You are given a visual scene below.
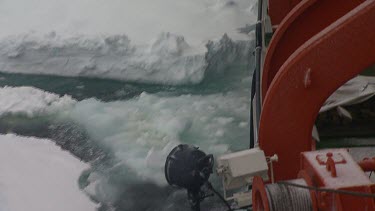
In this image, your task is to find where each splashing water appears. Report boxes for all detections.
[0,0,257,210]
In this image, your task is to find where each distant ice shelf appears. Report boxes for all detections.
[0,32,251,85]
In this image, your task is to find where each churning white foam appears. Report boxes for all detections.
[66,91,250,187]
[0,134,97,211]
[0,85,250,187]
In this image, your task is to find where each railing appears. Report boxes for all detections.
[250,0,267,148]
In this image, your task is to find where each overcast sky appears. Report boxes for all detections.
[0,0,255,45]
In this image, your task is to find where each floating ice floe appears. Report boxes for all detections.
[0,134,97,211]
[0,86,75,117]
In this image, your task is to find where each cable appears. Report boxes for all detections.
[233,204,253,211]
[278,181,375,198]
[206,182,233,211]
[266,179,312,211]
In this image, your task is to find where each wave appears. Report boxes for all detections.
[0,85,250,210]
[0,85,250,181]
[68,91,250,210]
[0,32,253,85]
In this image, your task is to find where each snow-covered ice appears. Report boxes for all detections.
[0,134,97,211]
[0,0,256,85]
[0,86,75,117]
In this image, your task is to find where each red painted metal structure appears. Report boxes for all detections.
[300,149,375,211]
[262,0,365,99]
[268,0,301,26]
[358,157,375,172]
[253,0,375,210]
[259,0,375,181]
[253,149,375,210]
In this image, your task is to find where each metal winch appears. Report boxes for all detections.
[253,177,312,211]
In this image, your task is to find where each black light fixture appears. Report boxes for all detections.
[165,144,214,211]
